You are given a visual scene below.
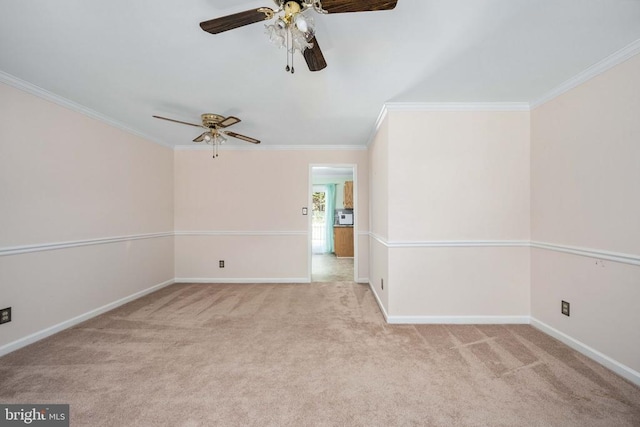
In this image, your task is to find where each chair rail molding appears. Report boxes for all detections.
[368,233,640,266]
[0,232,174,257]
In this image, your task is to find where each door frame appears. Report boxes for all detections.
[308,164,358,282]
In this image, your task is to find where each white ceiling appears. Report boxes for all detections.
[1,0,639,148]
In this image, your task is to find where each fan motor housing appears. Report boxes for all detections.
[201,113,225,128]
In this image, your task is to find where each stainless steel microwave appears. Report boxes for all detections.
[338,213,353,225]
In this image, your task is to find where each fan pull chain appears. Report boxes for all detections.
[285,30,291,72]
[291,45,295,74]
[211,136,218,159]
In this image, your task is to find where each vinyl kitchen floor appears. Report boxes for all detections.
[312,253,354,282]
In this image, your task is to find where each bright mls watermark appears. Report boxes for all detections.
[0,405,69,426]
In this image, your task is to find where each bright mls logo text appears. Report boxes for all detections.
[1,405,69,426]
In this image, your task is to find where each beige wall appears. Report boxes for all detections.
[374,109,531,320]
[368,115,390,312]
[369,116,390,241]
[531,54,640,373]
[0,87,173,246]
[0,83,174,353]
[389,111,530,242]
[174,149,369,282]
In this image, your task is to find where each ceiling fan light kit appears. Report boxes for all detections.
[265,8,317,73]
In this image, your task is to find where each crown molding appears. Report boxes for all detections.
[0,71,172,149]
[530,38,640,109]
[366,102,530,147]
[173,144,367,151]
[366,105,390,147]
[384,102,531,112]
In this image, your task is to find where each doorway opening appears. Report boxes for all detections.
[309,165,356,282]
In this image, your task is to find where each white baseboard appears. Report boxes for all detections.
[174,277,311,284]
[365,282,529,325]
[387,315,531,324]
[0,278,175,358]
[367,281,389,321]
[530,317,640,387]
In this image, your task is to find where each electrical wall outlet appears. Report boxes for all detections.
[219,260,225,268]
[0,307,11,324]
[561,300,570,317]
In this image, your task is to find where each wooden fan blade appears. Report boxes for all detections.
[153,115,203,128]
[200,8,274,34]
[219,116,241,128]
[320,0,398,13]
[223,131,261,144]
[193,132,209,143]
[303,36,327,72]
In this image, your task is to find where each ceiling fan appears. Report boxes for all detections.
[199,0,399,73]
[152,113,260,158]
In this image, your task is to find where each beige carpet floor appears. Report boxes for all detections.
[1,282,639,426]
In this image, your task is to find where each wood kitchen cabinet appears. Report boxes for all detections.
[334,226,354,257]
[344,181,353,209]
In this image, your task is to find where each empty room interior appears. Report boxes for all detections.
[1,1,639,425]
